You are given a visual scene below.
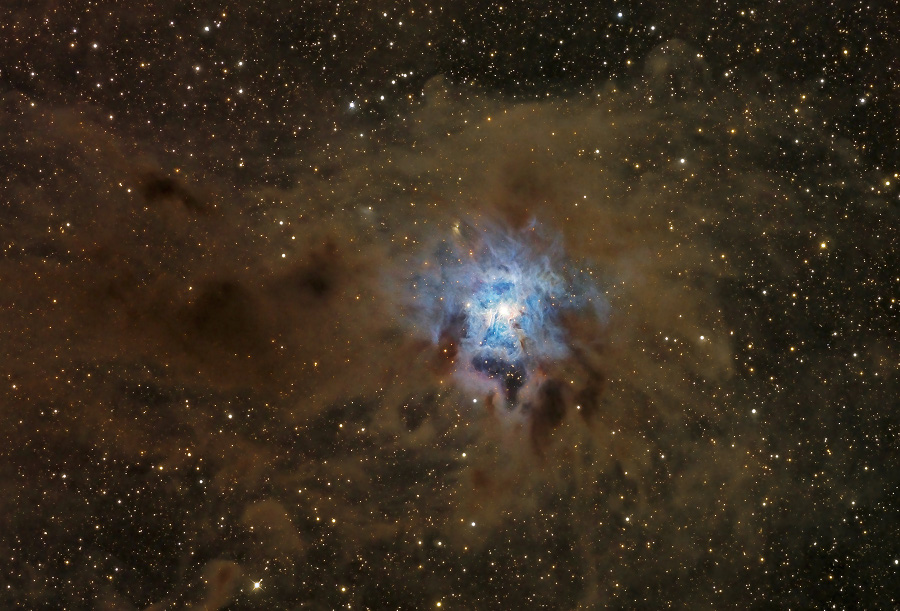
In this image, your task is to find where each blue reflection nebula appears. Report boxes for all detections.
[410,219,607,406]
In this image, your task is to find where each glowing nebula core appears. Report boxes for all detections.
[410,219,607,407]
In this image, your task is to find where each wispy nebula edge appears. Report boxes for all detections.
[403,217,608,415]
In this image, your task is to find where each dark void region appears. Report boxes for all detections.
[472,356,526,404]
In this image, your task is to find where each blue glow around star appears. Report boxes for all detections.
[409,219,607,406]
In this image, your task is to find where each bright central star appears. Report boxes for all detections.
[407,218,608,408]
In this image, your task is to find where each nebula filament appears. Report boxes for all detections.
[410,219,607,408]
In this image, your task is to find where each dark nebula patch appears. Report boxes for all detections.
[140,173,206,213]
[471,355,526,404]
[2,6,898,609]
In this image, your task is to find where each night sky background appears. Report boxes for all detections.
[2,1,899,609]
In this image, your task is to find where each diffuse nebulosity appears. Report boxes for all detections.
[3,24,896,606]
[406,218,608,412]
